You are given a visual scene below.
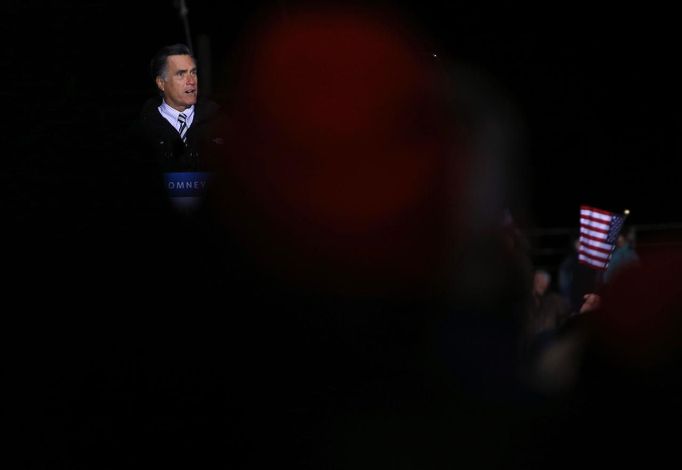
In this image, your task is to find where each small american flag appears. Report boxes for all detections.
[578,205,627,270]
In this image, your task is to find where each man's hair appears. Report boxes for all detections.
[150,44,194,82]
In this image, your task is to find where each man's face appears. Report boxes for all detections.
[156,54,198,111]
[533,272,550,296]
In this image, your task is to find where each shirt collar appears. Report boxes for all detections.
[159,100,195,122]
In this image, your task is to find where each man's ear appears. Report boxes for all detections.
[155,76,165,93]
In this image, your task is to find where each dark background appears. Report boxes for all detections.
[7,1,679,229]
[5,2,681,468]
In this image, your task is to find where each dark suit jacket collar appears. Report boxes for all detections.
[140,96,219,125]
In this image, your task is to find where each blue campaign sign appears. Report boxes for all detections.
[164,172,212,198]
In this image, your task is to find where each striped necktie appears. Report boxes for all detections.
[178,113,188,143]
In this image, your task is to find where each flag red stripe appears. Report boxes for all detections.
[579,247,611,260]
[578,253,608,270]
[580,218,611,231]
[579,236,613,251]
[580,241,613,255]
[581,212,613,224]
[580,232,611,244]
[580,205,614,217]
[580,227,609,240]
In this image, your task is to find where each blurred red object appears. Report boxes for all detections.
[596,244,682,368]
[210,7,468,294]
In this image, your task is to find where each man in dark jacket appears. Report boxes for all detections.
[129,43,225,215]
[133,43,223,172]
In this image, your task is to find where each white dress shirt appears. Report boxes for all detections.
[158,100,195,135]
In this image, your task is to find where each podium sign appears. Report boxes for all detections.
[164,172,212,212]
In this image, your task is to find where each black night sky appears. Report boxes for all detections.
[6,2,681,468]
